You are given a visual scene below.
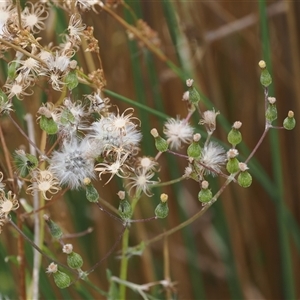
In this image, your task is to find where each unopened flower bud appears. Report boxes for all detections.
[227,125,242,146]
[118,198,132,220]
[117,190,126,200]
[238,171,252,188]
[85,182,99,202]
[283,111,296,130]
[155,194,169,218]
[198,186,213,203]
[226,157,240,174]
[53,270,71,289]
[151,129,168,152]
[187,139,201,158]
[237,163,252,188]
[258,60,266,69]
[260,63,272,87]
[188,86,201,105]
[265,103,277,123]
[67,251,83,269]
[83,177,91,185]
[160,193,168,202]
[44,215,63,239]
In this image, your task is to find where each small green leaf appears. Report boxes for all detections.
[40,115,58,134]
[65,71,79,91]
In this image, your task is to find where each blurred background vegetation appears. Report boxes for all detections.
[1,0,300,299]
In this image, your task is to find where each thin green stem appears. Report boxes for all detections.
[119,191,141,299]
[152,176,185,188]
[258,1,295,298]
[144,176,232,248]
[8,218,76,274]
[119,227,130,299]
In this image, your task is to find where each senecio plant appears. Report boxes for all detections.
[0,1,296,299]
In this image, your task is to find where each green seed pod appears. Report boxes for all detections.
[283,112,296,130]
[65,70,79,91]
[226,157,240,174]
[39,115,59,135]
[53,271,71,289]
[85,183,99,202]
[188,86,201,105]
[187,142,201,158]
[198,188,213,203]
[45,217,63,239]
[155,201,169,219]
[118,199,132,220]
[238,171,252,188]
[227,128,242,146]
[260,68,272,87]
[265,104,277,123]
[67,252,83,269]
[154,136,168,152]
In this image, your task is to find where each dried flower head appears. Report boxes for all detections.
[0,191,19,219]
[163,118,193,150]
[87,110,142,156]
[26,169,61,200]
[68,13,86,44]
[136,156,159,173]
[95,153,130,184]
[197,142,226,176]
[199,109,220,133]
[21,2,49,34]
[125,169,159,197]
[49,138,95,190]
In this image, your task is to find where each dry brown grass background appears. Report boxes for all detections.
[1,1,300,299]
